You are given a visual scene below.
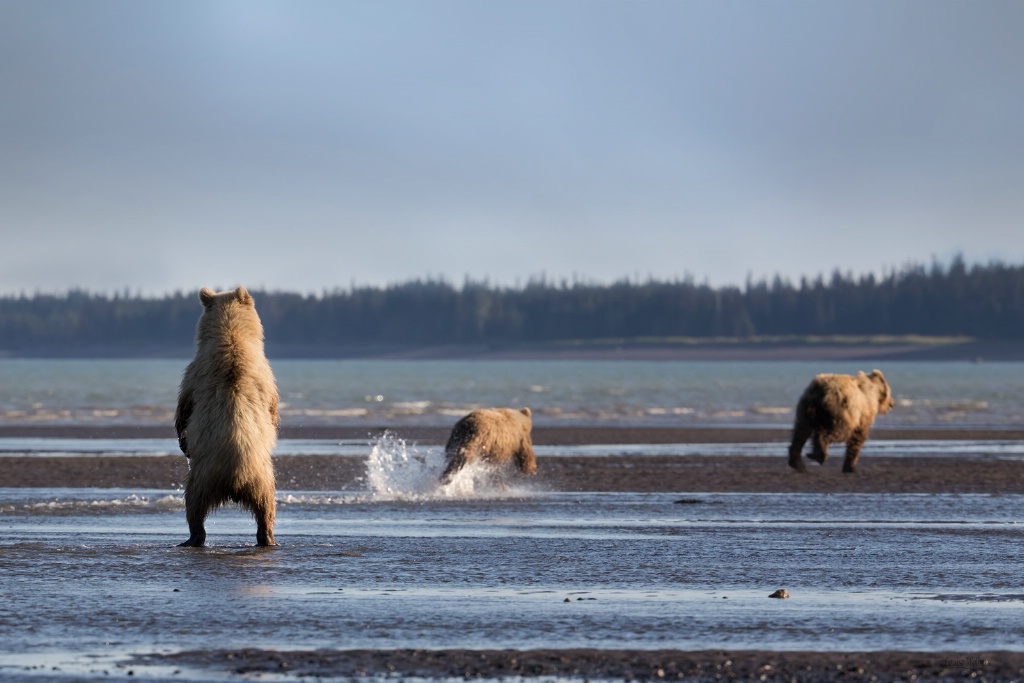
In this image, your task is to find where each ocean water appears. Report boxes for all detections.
[1,360,1023,680]
[0,358,1022,428]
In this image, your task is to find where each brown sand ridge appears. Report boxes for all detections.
[133,647,1024,682]
[1,424,1022,493]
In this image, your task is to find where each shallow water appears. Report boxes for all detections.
[1,436,1022,682]
[3,489,1022,654]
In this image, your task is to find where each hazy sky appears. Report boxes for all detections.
[2,0,1022,295]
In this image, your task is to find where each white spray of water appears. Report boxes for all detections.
[365,430,535,501]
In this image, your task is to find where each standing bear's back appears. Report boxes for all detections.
[175,286,279,546]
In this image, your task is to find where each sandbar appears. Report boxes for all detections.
[1,425,1022,494]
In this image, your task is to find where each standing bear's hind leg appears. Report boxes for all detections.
[180,485,210,547]
[238,486,277,547]
[254,494,276,547]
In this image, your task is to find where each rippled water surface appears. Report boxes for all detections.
[2,358,1023,428]
[4,487,1022,653]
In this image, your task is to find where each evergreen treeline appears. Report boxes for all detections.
[1,257,1022,357]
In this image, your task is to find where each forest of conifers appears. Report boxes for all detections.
[1,258,1022,357]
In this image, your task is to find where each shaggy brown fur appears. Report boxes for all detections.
[789,369,894,474]
[441,407,537,484]
[174,287,280,547]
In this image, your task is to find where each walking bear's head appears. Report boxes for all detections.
[868,369,895,415]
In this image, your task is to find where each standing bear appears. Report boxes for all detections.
[441,407,537,484]
[175,287,280,547]
[788,369,894,474]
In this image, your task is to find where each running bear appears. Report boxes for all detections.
[788,370,894,474]
[175,287,280,546]
[441,407,537,483]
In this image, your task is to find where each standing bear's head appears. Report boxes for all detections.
[194,286,266,348]
[867,369,895,415]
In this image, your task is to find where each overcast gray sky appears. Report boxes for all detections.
[1,0,1021,295]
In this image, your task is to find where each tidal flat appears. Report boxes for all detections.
[1,426,1022,682]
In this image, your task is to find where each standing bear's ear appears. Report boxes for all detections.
[520,407,532,418]
[199,288,216,308]
[235,287,253,306]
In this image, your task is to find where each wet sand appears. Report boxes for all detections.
[5,451,1024,494]
[2,425,1023,494]
[5,424,1024,681]
[133,647,1024,682]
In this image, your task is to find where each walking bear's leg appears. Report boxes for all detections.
[788,424,811,472]
[808,433,829,464]
[843,430,867,474]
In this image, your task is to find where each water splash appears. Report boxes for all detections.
[365,431,535,501]
[364,430,441,499]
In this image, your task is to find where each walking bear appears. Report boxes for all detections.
[441,407,537,484]
[175,287,280,546]
[788,369,894,474]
